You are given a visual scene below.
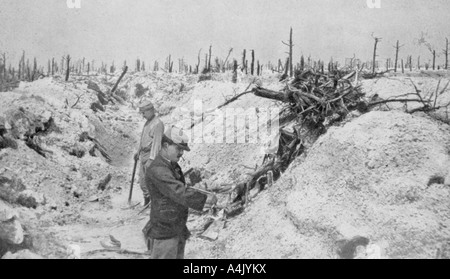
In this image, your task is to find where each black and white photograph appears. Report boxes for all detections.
[0,0,450,261]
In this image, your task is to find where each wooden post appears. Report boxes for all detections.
[401,59,404,73]
[257,60,260,76]
[417,56,420,70]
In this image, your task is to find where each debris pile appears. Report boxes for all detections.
[218,70,366,216]
[254,69,365,129]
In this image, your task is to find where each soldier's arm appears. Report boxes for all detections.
[148,166,207,211]
[149,121,164,161]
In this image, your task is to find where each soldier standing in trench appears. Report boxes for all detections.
[142,126,217,259]
[135,100,164,206]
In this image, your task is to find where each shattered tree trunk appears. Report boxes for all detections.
[242,50,246,72]
[196,49,201,74]
[251,50,255,75]
[253,87,291,102]
[432,50,436,70]
[222,48,233,73]
[232,59,238,83]
[65,55,71,82]
[394,40,400,72]
[372,37,381,74]
[282,58,289,79]
[445,38,449,70]
[282,28,294,77]
[111,66,128,93]
[208,45,212,72]
[409,56,413,71]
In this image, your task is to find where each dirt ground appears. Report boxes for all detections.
[1,70,450,259]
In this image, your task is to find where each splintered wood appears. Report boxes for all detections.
[253,69,365,128]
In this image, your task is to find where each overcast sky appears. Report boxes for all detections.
[1,0,449,68]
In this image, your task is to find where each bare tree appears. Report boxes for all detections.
[393,40,404,72]
[282,27,294,77]
[65,55,71,81]
[242,49,247,72]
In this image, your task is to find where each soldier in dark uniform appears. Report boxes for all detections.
[142,126,217,259]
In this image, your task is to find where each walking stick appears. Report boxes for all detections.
[128,157,139,205]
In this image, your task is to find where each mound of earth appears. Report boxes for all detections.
[207,110,450,259]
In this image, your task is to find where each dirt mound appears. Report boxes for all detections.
[211,110,450,259]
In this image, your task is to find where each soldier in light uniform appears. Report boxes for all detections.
[135,100,164,206]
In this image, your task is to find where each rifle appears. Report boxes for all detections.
[128,157,139,204]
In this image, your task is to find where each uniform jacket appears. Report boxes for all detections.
[144,153,207,240]
[138,116,164,164]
